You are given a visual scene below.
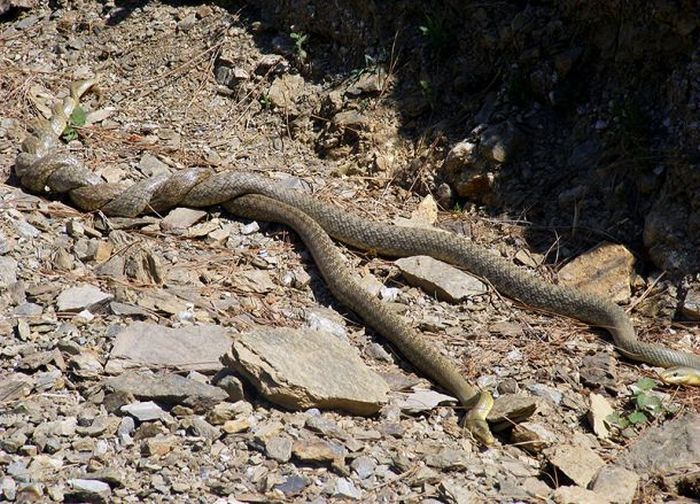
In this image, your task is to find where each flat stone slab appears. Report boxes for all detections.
[104,371,227,412]
[547,442,605,487]
[230,327,388,415]
[558,242,634,303]
[617,412,699,476]
[56,285,113,312]
[106,322,233,373]
[395,255,487,303]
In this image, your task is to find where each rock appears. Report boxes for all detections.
[138,153,170,177]
[55,285,113,312]
[487,394,538,431]
[552,485,601,504]
[591,465,639,504]
[350,456,376,479]
[346,69,386,96]
[106,322,232,373]
[580,352,617,390]
[527,383,562,405]
[207,400,251,425]
[548,443,606,487]
[267,74,304,110]
[587,393,614,439]
[558,243,635,303]
[333,477,361,500]
[230,327,388,415]
[478,121,523,163]
[397,389,457,414]
[105,372,227,412]
[439,479,477,504]
[274,474,309,496]
[304,309,347,340]
[266,435,293,462]
[425,448,471,470]
[395,255,487,303]
[292,439,346,469]
[511,422,557,453]
[617,413,699,476]
[0,256,17,288]
[142,435,177,457]
[120,401,167,422]
[332,110,369,130]
[66,479,112,503]
[397,194,438,228]
[681,289,700,319]
[161,208,207,231]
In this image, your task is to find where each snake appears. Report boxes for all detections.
[13,80,700,443]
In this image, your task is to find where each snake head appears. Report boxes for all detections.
[659,367,700,386]
[464,418,495,446]
[463,391,496,446]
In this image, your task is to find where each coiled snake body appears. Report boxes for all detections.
[14,80,700,444]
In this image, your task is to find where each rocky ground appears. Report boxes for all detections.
[0,1,699,503]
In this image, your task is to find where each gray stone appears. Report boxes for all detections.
[511,421,557,453]
[397,389,457,414]
[439,478,477,504]
[105,371,227,412]
[333,477,361,500]
[138,153,170,177]
[56,285,113,312]
[552,486,600,504]
[120,401,166,422]
[304,308,347,340]
[527,383,562,405]
[487,394,538,431]
[395,255,487,302]
[230,327,388,415]
[266,435,293,462]
[548,443,605,487]
[682,289,700,319]
[106,322,233,373]
[161,208,207,231]
[351,456,376,479]
[66,479,112,503]
[0,256,17,288]
[617,412,699,476]
[591,465,639,504]
[274,474,308,495]
[425,448,471,470]
[267,74,304,110]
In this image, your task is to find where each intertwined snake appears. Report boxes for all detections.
[14,80,700,444]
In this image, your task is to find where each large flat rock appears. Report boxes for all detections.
[230,328,388,415]
[617,412,699,476]
[106,322,233,373]
[395,255,487,303]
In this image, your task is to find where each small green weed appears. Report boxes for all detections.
[61,105,87,142]
[419,14,453,57]
[606,378,677,429]
[419,79,436,110]
[290,30,308,62]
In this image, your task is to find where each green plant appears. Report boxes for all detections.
[259,94,272,109]
[419,78,436,110]
[606,378,676,429]
[419,14,453,57]
[61,105,87,141]
[290,30,308,62]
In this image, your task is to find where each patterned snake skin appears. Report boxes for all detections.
[14,80,700,439]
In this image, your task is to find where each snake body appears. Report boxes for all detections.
[13,81,700,442]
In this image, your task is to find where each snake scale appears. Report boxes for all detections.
[14,80,700,444]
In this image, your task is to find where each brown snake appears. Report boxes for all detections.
[14,80,700,443]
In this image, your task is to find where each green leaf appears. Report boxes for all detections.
[62,127,78,142]
[605,413,629,428]
[627,411,648,425]
[636,393,663,416]
[69,105,87,127]
[634,377,657,391]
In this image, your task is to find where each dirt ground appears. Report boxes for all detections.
[0,1,698,503]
